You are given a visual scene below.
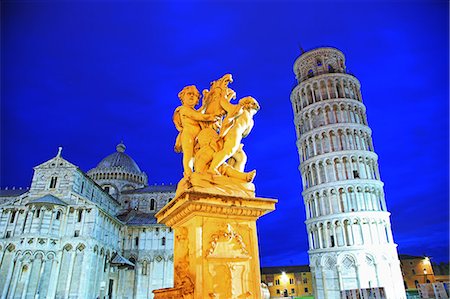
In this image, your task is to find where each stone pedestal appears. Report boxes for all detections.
[153,191,277,299]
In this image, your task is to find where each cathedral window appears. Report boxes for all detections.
[275,279,280,285]
[155,227,159,234]
[10,211,16,223]
[150,199,156,210]
[104,186,110,193]
[78,210,83,222]
[304,287,309,293]
[135,237,139,247]
[81,181,84,193]
[142,261,148,275]
[5,231,11,238]
[353,170,360,179]
[162,237,166,246]
[308,70,314,78]
[74,230,80,237]
[35,209,40,218]
[289,278,294,284]
[56,211,61,220]
[49,176,58,189]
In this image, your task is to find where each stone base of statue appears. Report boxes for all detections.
[152,191,277,299]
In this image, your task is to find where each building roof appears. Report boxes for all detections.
[111,253,135,267]
[399,254,428,260]
[94,142,142,173]
[117,209,158,225]
[261,265,310,275]
[121,185,176,194]
[27,194,67,206]
[0,189,28,197]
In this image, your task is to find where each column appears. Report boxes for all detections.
[311,86,316,103]
[162,258,167,286]
[313,197,320,218]
[323,224,329,248]
[331,223,337,247]
[38,208,45,233]
[336,265,344,290]
[62,208,71,236]
[78,249,92,297]
[1,257,16,299]
[20,208,30,234]
[326,81,331,99]
[308,229,313,250]
[2,211,11,238]
[21,259,33,299]
[341,222,348,246]
[321,269,328,299]
[35,256,47,298]
[11,210,20,236]
[318,226,323,249]
[9,259,23,298]
[48,209,55,236]
[355,263,361,289]
[64,250,76,299]
[367,221,374,244]
[47,252,62,298]
[339,80,345,98]
[91,251,100,296]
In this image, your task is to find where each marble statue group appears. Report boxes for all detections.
[173,74,260,197]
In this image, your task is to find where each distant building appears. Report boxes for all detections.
[261,265,313,298]
[0,143,175,299]
[399,254,440,290]
[290,47,406,298]
[433,261,450,283]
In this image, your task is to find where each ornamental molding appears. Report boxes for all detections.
[294,98,366,120]
[299,148,378,167]
[297,122,371,144]
[291,73,360,95]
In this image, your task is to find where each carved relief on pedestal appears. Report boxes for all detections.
[205,224,253,299]
[206,224,249,258]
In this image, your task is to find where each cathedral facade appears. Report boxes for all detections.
[0,143,175,299]
[290,47,406,298]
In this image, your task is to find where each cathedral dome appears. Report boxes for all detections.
[96,142,142,173]
[87,142,148,194]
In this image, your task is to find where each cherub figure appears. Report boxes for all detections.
[208,96,260,175]
[194,128,255,182]
[173,85,218,177]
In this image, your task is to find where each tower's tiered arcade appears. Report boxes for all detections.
[290,47,406,298]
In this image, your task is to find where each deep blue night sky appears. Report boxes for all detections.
[1,0,448,267]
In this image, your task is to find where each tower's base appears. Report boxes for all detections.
[153,191,277,299]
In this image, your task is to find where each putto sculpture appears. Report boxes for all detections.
[173,74,259,198]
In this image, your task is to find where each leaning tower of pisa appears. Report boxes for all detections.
[290,47,406,299]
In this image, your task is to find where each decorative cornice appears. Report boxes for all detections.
[155,191,277,227]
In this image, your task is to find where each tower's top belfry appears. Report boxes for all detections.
[293,47,346,83]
